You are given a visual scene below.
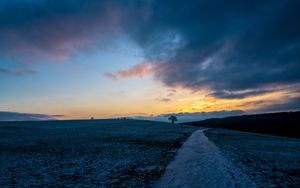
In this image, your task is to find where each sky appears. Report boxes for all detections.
[0,0,300,121]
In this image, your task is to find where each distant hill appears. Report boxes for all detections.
[183,111,300,138]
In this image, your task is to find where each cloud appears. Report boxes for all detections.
[103,0,300,100]
[1,0,300,100]
[105,63,153,80]
[155,97,171,102]
[0,0,148,64]
[125,0,300,98]
[160,98,171,102]
[210,88,280,99]
[0,68,37,76]
[0,111,63,121]
[253,96,300,113]
[134,110,244,123]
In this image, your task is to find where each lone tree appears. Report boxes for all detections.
[168,115,178,124]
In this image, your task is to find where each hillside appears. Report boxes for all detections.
[183,111,300,138]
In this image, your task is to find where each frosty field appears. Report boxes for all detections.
[205,129,300,187]
[0,119,198,187]
[1,119,300,188]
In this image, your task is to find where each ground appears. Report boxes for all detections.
[1,120,300,187]
[0,119,198,187]
[204,129,300,188]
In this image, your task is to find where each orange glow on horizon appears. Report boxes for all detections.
[55,85,300,120]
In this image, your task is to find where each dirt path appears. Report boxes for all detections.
[154,130,256,188]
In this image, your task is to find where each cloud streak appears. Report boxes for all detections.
[105,63,153,80]
[0,68,37,76]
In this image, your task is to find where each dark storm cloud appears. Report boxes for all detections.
[0,111,63,121]
[126,0,300,97]
[1,0,300,97]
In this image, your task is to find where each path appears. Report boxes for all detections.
[154,129,256,188]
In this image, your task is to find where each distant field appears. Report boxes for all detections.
[184,111,300,138]
[0,119,199,187]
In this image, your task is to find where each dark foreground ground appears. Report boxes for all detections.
[0,119,198,187]
[205,129,300,187]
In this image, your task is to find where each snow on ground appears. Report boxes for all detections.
[205,129,300,188]
[154,129,256,188]
[0,119,199,187]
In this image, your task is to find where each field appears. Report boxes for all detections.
[0,119,198,187]
[1,119,300,188]
[205,129,300,187]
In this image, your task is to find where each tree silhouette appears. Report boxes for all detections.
[168,115,178,124]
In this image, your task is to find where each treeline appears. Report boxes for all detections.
[183,111,300,138]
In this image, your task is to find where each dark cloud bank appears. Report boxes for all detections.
[0,111,63,121]
[128,0,300,95]
[1,1,300,103]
